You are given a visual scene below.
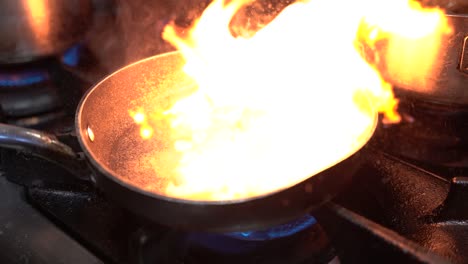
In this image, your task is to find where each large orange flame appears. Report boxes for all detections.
[130,0,451,201]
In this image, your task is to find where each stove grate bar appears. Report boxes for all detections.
[326,202,452,264]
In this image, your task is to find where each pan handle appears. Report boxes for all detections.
[0,123,89,180]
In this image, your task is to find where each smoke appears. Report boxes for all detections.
[84,0,190,75]
[83,0,307,74]
[113,0,176,64]
[90,0,466,77]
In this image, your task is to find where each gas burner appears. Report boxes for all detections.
[0,69,49,87]
[0,45,99,129]
[179,214,336,264]
[226,214,317,241]
[184,222,335,264]
[0,63,63,128]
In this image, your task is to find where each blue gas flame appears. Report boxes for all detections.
[227,215,317,241]
[188,215,317,254]
[62,45,81,67]
[0,71,49,87]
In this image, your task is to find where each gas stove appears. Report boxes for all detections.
[1,76,467,264]
[0,1,468,264]
[1,115,464,264]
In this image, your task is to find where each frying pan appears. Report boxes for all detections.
[0,51,377,232]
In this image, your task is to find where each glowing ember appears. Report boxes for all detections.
[129,0,451,201]
[130,110,155,139]
[132,112,146,124]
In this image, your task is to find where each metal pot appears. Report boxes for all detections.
[0,0,92,64]
[384,14,468,105]
[0,52,377,232]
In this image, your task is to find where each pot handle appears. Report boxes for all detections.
[0,123,89,180]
